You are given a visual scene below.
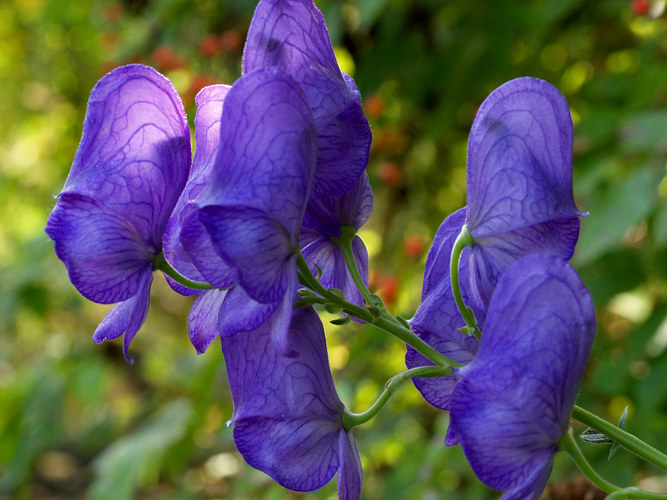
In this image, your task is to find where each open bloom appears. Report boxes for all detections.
[223,307,362,499]
[464,77,585,307]
[45,64,190,361]
[244,0,372,197]
[447,254,595,499]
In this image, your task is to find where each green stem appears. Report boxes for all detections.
[153,251,215,290]
[450,225,481,339]
[560,429,667,499]
[559,428,620,493]
[572,405,667,471]
[296,253,458,369]
[335,225,377,307]
[342,365,449,429]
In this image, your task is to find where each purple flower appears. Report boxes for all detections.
[405,208,483,409]
[300,173,374,305]
[447,254,595,499]
[464,77,585,307]
[244,0,372,197]
[223,307,362,499]
[183,66,317,355]
[45,64,190,361]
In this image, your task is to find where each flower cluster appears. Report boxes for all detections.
[47,1,601,499]
[406,78,596,498]
[47,0,369,497]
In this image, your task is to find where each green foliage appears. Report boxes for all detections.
[1,0,666,498]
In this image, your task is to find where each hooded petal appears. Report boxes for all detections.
[45,193,155,304]
[92,268,154,362]
[61,64,190,246]
[244,0,371,196]
[449,254,595,496]
[466,77,583,240]
[197,66,317,237]
[223,307,349,492]
[163,84,233,294]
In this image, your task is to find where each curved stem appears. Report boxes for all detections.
[153,251,215,290]
[559,428,619,493]
[335,225,377,307]
[450,225,481,339]
[296,253,458,369]
[342,365,449,430]
[572,405,667,471]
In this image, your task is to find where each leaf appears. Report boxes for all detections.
[86,399,193,500]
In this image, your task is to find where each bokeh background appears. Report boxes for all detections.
[1,0,666,498]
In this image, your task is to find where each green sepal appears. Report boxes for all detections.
[330,315,352,326]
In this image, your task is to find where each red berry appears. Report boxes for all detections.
[632,0,651,16]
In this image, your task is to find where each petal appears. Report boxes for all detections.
[45,193,155,304]
[217,285,279,337]
[466,216,581,306]
[92,268,153,363]
[337,429,363,500]
[223,306,343,422]
[63,64,190,245]
[188,289,229,354]
[198,206,295,304]
[449,379,556,492]
[232,415,341,491]
[244,0,370,196]
[163,84,232,291]
[459,254,596,437]
[222,307,345,490]
[466,77,584,240]
[198,67,316,237]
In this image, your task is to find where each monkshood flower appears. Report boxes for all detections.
[405,208,483,409]
[244,0,372,197]
[463,77,586,308]
[182,66,317,355]
[300,172,373,306]
[45,64,190,361]
[448,254,595,499]
[223,306,362,499]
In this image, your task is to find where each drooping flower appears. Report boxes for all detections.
[300,172,374,306]
[244,0,372,197]
[464,77,585,307]
[448,254,595,499]
[223,306,362,499]
[182,66,317,355]
[45,64,191,361]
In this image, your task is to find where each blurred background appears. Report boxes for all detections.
[1,0,666,498]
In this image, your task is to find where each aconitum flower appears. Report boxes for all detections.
[45,64,190,361]
[223,307,362,499]
[464,77,585,307]
[448,254,595,499]
[405,208,482,409]
[300,172,374,305]
[183,66,317,355]
[244,0,372,197]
